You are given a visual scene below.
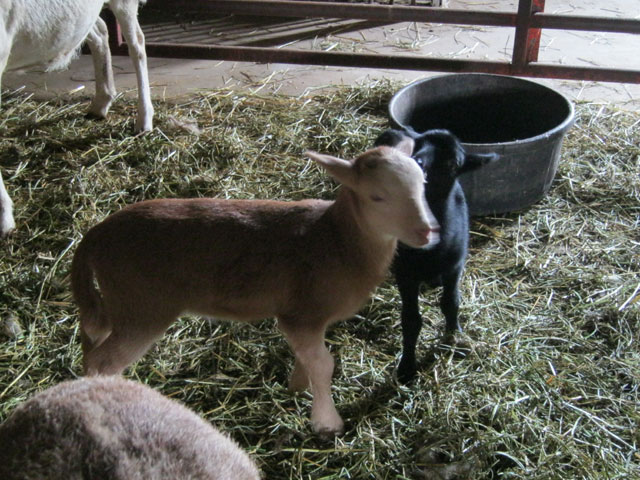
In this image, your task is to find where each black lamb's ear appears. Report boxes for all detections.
[458,152,499,176]
[373,129,415,156]
[374,129,409,148]
[402,126,421,139]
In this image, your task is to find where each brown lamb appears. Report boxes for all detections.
[72,145,440,435]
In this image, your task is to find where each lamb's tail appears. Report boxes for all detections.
[71,238,110,356]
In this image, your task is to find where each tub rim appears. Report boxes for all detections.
[388,73,575,148]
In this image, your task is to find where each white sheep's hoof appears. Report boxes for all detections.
[86,94,114,120]
[86,105,109,120]
[1,209,16,237]
[134,110,154,134]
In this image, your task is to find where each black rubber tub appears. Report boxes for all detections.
[389,73,575,215]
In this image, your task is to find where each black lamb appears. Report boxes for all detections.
[375,128,498,383]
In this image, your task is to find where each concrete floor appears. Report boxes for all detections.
[3,0,639,110]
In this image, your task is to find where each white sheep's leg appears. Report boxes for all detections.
[0,170,16,237]
[0,50,5,110]
[280,323,344,436]
[0,23,9,109]
[85,17,117,119]
[0,34,14,236]
[109,0,153,132]
[289,358,310,392]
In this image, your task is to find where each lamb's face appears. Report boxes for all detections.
[353,146,440,248]
[414,131,466,180]
[306,147,440,248]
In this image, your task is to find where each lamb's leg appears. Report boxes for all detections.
[108,0,153,132]
[279,322,343,436]
[85,17,116,120]
[396,276,422,384]
[83,328,152,375]
[0,23,8,110]
[441,269,462,333]
[0,170,16,237]
[80,308,112,357]
[83,308,176,375]
[0,37,15,236]
[289,358,310,392]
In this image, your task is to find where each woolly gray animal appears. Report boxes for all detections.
[0,376,260,480]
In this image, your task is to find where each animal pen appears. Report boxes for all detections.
[104,0,640,84]
[1,1,639,479]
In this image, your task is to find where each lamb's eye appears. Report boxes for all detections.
[370,194,385,202]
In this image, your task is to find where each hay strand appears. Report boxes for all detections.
[0,82,638,478]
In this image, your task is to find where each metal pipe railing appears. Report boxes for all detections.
[108,0,640,84]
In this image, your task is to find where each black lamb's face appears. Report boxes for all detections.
[373,128,497,181]
[417,130,499,179]
[415,131,466,179]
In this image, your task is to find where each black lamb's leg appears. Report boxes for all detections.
[396,276,422,384]
[440,268,462,333]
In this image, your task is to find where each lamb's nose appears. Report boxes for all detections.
[415,226,441,246]
[417,226,440,237]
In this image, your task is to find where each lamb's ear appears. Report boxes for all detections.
[458,152,499,176]
[393,135,415,157]
[306,151,357,188]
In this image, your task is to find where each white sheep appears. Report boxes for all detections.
[71,145,440,436]
[0,0,154,237]
[0,170,14,235]
[0,376,261,480]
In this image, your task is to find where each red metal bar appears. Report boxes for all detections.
[149,0,640,34]
[513,0,533,69]
[140,42,640,84]
[165,0,518,27]
[143,42,510,73]
[532,13,640,34]
[525,0,544,63]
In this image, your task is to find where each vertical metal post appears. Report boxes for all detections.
[512,0,545,72]
[526,0,545,62]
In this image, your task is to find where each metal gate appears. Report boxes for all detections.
[107,0,640,84]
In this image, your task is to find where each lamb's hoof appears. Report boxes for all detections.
[134,117,154,134]
[312,417,344,439]
[85,111,107,121]
[1,216,16,238]
[85,103,109,120]
[440,330,472,358]
[0,227,15,238]
[396,360,418,385]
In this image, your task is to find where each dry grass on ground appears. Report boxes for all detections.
[0,82,638,479]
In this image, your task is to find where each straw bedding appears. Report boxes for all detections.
[0,82,638,479]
